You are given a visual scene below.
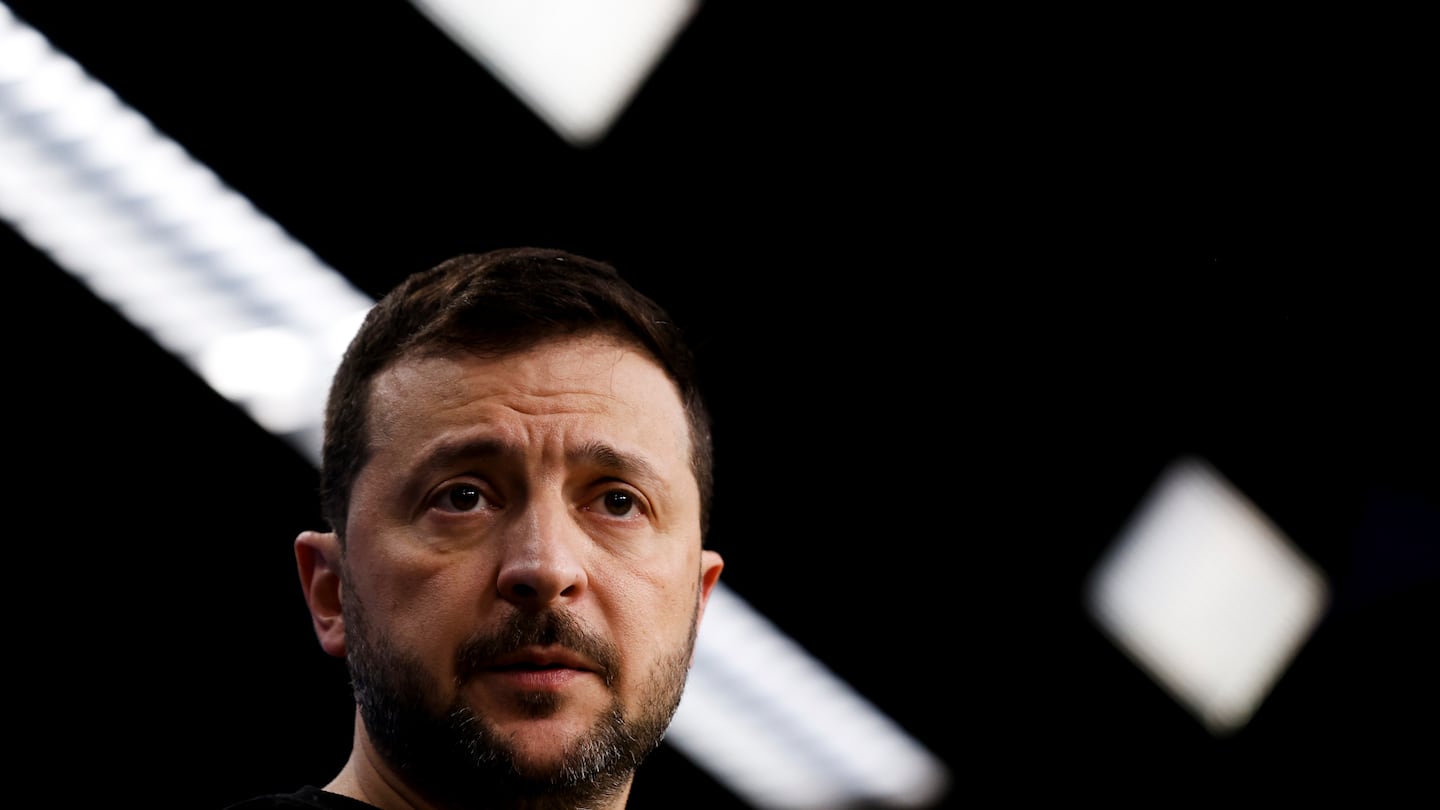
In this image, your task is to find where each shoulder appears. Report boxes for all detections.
[221,785,378,810]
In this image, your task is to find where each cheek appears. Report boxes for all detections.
[350,544,490,661]
[604,561,701,650]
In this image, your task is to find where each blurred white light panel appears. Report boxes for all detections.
[1084,455,1331,736]
[0,4,374,461]
[0,6,951,807]
[406,0,698,148]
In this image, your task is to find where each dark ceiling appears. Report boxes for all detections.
[5,3,1435,808]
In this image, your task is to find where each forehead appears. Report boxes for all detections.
[364,333,692,470]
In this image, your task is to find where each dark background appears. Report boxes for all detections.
[6,3,1435,807]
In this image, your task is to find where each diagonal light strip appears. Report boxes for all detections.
[0,6,951,808]
[0,5,373,463]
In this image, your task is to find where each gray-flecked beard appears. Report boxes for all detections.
[342,587,699,810]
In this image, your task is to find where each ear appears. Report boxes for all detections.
[695,549,724,628]
[295,530,347,658]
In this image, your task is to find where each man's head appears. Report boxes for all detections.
[293,248,724,809]
[318,247,715,545]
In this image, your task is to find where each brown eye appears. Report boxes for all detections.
[445,483,483,512]
[602,490,636,516]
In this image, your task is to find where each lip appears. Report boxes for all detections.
[476,646,598,691]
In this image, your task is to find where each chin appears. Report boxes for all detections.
[493,714,606,763]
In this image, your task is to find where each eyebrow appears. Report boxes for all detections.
[572,440,663,485]
[418,436,662,485]
[420,436,508,475]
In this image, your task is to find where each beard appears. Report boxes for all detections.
[341,587,700,810]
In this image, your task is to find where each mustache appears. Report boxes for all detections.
[454,610,620,687]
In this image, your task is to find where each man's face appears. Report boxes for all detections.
[338,333,723,806]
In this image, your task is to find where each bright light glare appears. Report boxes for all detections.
[1085,456,1331,736]
[199,327,315,432]
[406,0,699,147]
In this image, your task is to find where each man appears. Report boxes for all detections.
[226,247,725,810]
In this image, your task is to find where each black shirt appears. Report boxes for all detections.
[223,785,377,810]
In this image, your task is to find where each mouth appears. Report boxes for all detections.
[485,646,596,672]
[474,646,599,691]
[491,661,579,673]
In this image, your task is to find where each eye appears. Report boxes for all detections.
[593,488,643,518]
[431,481,489,513]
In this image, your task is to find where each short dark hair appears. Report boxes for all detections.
[319,247,713,545]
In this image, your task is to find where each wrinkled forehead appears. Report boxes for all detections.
[365,333,692,462]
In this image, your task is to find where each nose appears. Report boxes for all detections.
[495,496,588,609]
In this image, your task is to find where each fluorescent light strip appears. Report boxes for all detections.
[0,6,951,807]
[675,585,952,808]
[0,5,373,461]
